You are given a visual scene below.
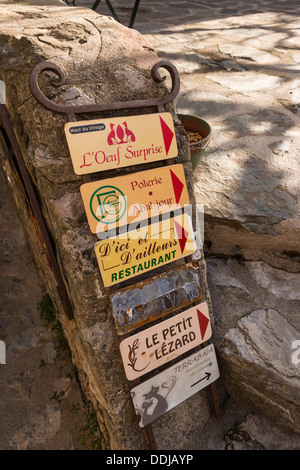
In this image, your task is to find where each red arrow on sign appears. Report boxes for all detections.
[159,116,174,156]
[174,220,189,254]
[196,308,210,340]
[170,169,184,204]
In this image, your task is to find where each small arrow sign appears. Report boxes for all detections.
[191,371,211,387]
[174,220,189,254]
[119,302,212,379]
[95,213,196,287]
[170,169,184,204]
[197,308,210,340]
[160,115,174,155]
[80,164,189,234]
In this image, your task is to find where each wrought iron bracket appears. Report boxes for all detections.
[29,59,180,121]
[29,59,180,190]
[27,58,181,295]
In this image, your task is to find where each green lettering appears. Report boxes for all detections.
[125,268,131,277]
[137,263,143,273]
[131,265,137,274]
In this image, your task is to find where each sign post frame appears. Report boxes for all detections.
[28,58,183,450]
[28,58,220,448]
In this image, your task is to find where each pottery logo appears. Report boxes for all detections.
[90,185,127,225]
[107,121,136,146]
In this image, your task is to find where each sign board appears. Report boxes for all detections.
[94,213,196,287]
[80,164,189,234]
[120,302,211,380]
[110,264,202,335]
[64,112,178,175]
[131,343,219,427]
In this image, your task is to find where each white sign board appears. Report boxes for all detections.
[130,343,219,427]
[120,302,212,380]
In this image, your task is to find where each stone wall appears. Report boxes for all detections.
[3,0,299,448]
[0,1,215,450]
[187,15,300,432]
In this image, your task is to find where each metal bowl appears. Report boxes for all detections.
[177,114,211,170]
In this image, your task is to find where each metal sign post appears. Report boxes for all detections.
[27,58,221,448]
[0,104,74,320]
[91,0,141,29]
[28,59,182,450]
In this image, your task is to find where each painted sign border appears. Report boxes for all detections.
[94,213,196,287]
[64,112,178,175]
[79,164,190,234]
[120,302,212,380]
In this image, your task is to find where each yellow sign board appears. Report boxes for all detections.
[64,112,178,175]
[80,164,190,234]
[94,214,196,287]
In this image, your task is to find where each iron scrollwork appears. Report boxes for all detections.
[29,59,180,121]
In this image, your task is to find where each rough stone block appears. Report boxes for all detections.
[220,308,300,433]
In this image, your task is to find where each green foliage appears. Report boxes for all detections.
[37,293,55,324]
[39,359,46,368]
[50,389,67,403]
[37,293,70,361]
[71,395,103,450]
[38,293,102,450]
